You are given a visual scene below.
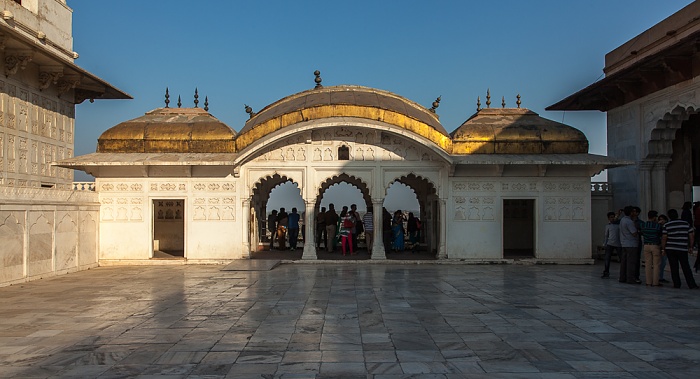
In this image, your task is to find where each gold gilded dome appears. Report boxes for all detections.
[235,85,451,152]
[450,108,588,154]
[98,107,236,153]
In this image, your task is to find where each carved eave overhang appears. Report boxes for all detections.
[547,30,700,112]
[451,154,633,177]
[0,22,130,103]
[53,152,239,177]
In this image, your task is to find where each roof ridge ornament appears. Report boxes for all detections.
[194,88,199,108]
[477,96,481,111]
[486,89,491,108]
[429,96,441,113]
[314,70,323,89]
[164,87,170,108]
[516,94,521,108]
[502,96,506,108]
[177,95,182,108]
[245,104,255,119]
[204,96,209,111]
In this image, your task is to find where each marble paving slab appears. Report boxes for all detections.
[221,259,280,271]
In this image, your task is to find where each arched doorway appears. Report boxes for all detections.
[314,173,372,259]
[250,174,303,253]
[385,173,438,258]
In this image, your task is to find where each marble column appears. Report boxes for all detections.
[639,160,653,214]
[437,198,447,259]
[302,199,317,260]
[242,198,251,259]
[371,199,386,260]
[651,160,670,213]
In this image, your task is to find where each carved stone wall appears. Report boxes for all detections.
[447,177,591,260]
[0,78,74,189]
[0,187,99,287]
[252,130,436,163]
[451,180,587,223]
[96,178,241,261]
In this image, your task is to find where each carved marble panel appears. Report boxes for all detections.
[192,197,236,221]
[453,196,495,222]
[27,212,53,277]
[149,182,186,191]
[193,182,236,192]
[100,197,143,222]
[55,213,78,271]
[544,196,585,222]
[79,213,97,266]
[0,212,24,282]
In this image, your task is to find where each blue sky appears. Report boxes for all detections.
[68,0,693,210]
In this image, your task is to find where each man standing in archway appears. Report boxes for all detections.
[267,210,278,250]
[287,208,300,251]
[324,204,339,252]
[316,207,326,249]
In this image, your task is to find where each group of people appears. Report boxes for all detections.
[602,202,699,289]
[387,210,422,253]
[266,207,303,251]
[314,204,422,256]
[314,203,365,256]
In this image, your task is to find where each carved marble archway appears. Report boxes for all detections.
[314,172,371,213]
[644,104,699,211]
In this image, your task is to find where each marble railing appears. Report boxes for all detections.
[591,182,610,194]
[73,182,96,191]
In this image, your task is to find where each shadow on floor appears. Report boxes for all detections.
[251,246,437,260]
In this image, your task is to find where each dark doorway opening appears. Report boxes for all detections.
[503,199,535,258]
[153,199,185,258]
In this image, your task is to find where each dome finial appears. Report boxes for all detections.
[486,89,491,108]
[429,96,441,113]
[177,95,182,108]
[204,96,209,111]
[314,70,323,89]
[502,96,506,108]
[164,87,170,108]
[194,88,199,108]
[477,96,481,111]
[516,94,521,108]
[245,104,255,119]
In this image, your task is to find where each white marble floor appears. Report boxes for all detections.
[1,262,699,378]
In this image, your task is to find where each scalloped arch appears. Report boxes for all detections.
[384,172,437,197]
[315,173,371,211]
[252,173,294,194]
[648,105,698,159]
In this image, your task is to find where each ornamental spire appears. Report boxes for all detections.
[314,70,322,89]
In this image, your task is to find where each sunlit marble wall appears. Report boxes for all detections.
[0,187,98,287]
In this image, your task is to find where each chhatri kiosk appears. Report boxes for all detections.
[58,74,623,264]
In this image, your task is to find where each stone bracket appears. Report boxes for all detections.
[5,49,33,76]
[38,65,64,90]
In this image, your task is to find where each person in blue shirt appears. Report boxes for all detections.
[287,208,300,251]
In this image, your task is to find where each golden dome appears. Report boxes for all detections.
[235,85,452,151]
[98,107,236,153]
[450,108,588,154]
